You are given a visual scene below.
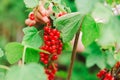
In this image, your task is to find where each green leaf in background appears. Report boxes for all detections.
[54,12,84,42]
[63,42,72,51]
[24,0,39,8]
[98,16,120,46]
[75,0,104,14]
[92,3,113,23]
[22,27,43,48]
[0,69,6,80]
[58,50,71,66]
[6,63,47,80]
[105,51,116,67]
[0,48,4,58]
[106,0,120,5]
[52,6,59,13]
[106,0,113,5]
[56,71,67,79]
[57,61,98,80]
[44,2,50,9]
[25,47,40,63]
[85,42,106,69]
[0,56,9,65]
[63,0,77,12]
[114,52,120,61]
[5,42,24,64]
[72,61,97,80]
[82,15,100,47]
[0,72,5,80]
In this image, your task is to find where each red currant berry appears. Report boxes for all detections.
[51,40,56,45]
[50,32,54,36]
[40,57,44,61]
[52,29,57,34]
[29,12,35,20]
[44,60,48,64]
[56,31,60,37]
[44,35,49,41]
[51,55,58,60]
[45,41,51,46]
[40,53,45,57]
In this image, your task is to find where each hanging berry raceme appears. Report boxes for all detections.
[97,69,107,79]
[97,62,120,80]
[39,25,63,80]
[97,69,114,80]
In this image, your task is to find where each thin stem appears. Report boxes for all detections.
[67,16,85,80]
[113,67,120,79]
[0,65,9,70]
[22,46,27,66]
[115,66,120,75]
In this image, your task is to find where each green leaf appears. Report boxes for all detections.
[56,71,67,79]
[106,0,120,5]
[54,12,84,42]
[0,48,4,58]
[82,15,100,47]
[92,3,113,23]
[6,63,47,80]
[85,42,106,69]
[72,61,98,80]
[0,70,6,80]
[22,27,43,48]
[114,52,120,61]
[58,50,71,66]
[98,16,120,46]
[44,2,50,9]
[106,0,113,5]
[5,42,24,64]
[63,42,72,51]
[5,41,43,64]
[25,47,40,63]
[0,56,9,65]
[24,0,39,8]
[75,0,104,14]
[105,51,116,67]
[52,6,59,13]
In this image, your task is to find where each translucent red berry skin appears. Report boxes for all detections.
[29,12,35,20]
[97,69,107,78]
[51,55,58,60]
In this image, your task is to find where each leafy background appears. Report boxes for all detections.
[0,0,120,80]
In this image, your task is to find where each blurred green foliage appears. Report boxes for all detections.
[0,0,27,49]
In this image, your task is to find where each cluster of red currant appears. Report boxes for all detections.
[97,69,114,80]
[39,25,63,80]
[97,62,120,80]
